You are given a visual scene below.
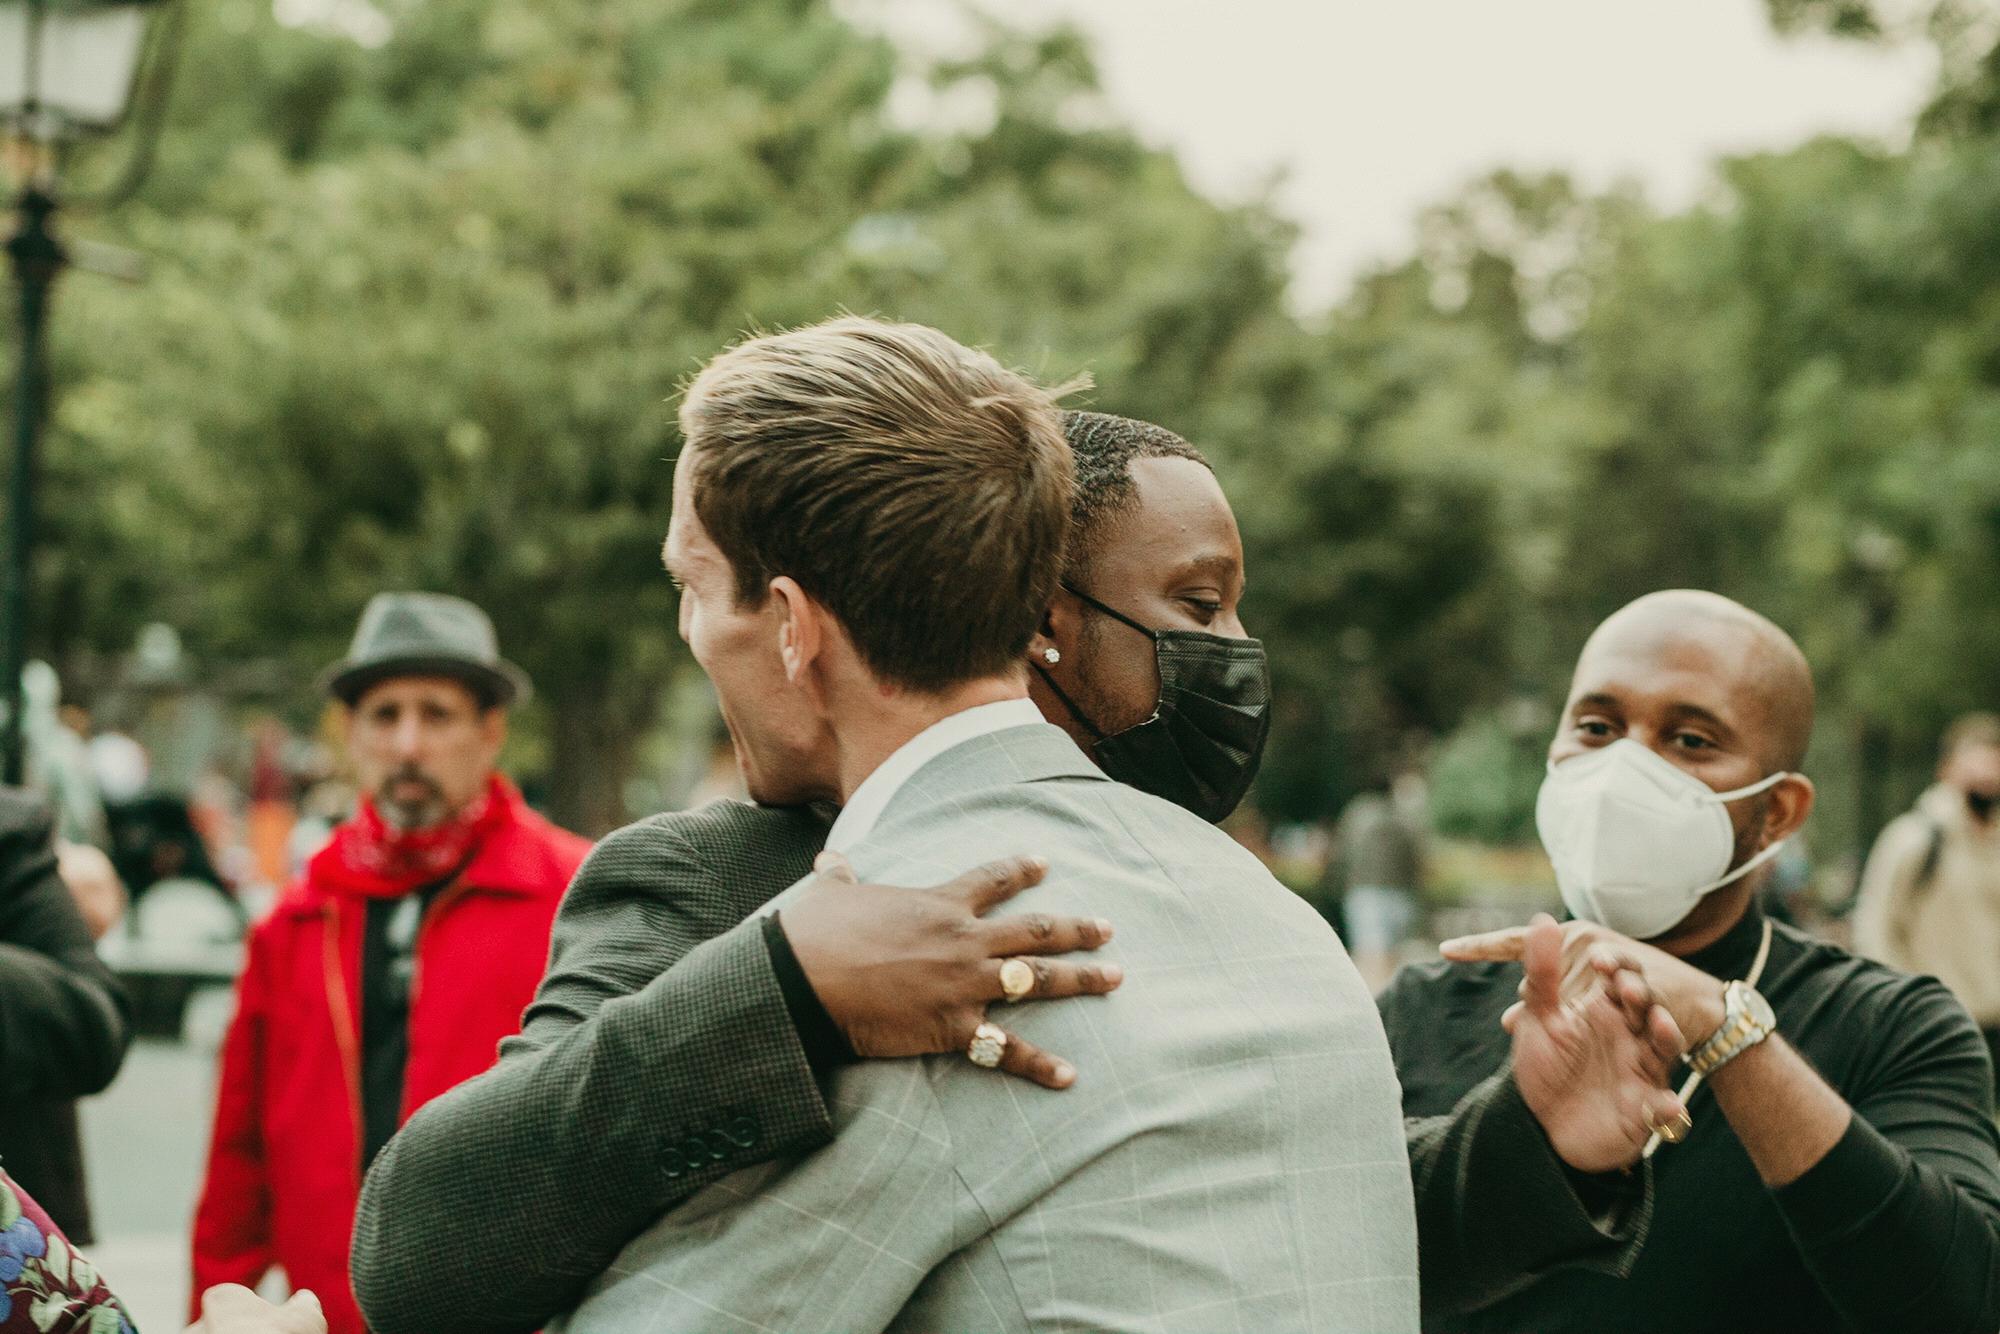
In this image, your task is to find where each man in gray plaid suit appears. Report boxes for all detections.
[549,315,1421,1333]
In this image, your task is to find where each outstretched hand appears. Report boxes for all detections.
[780,850,1123,1090]
[1498,914,1688,1174]
[1442,916,1729,1053]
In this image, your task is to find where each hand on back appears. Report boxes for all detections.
[781,850,1123,1089]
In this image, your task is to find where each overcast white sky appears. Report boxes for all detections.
[857,0,1937,307]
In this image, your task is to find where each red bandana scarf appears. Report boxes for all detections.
[319,775,506,899]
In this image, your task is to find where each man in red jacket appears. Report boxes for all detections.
[192,592,591,1334]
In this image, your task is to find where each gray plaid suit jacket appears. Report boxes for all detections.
[556,722,1419,1334]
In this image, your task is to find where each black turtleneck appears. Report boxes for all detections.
[1380,903,2000,1334]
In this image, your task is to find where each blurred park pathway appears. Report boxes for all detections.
[80,1039,216,1332]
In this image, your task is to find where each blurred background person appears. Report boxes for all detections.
[190,592,589,1334]
[1329,773,1428,992]
[243,718,299,892]
[83,709,151,807]
[0,788,132,1245]
[23,662,108,851]
[1854,712,2000,1095]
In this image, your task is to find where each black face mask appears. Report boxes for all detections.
[1033,583,1271,823]
[1969,790,1999,823]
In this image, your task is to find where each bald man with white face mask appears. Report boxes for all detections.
[1389,590,2000,1334]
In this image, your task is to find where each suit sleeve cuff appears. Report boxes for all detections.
[764,911,856,1079]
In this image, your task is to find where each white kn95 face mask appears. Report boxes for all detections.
[1534,738,1791,941]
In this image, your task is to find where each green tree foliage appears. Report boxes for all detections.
[35,0,2000,856]
[41,0,1498,831]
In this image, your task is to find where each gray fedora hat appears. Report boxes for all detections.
[319,591,531,708]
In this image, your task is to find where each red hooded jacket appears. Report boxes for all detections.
[191,777,590,1333]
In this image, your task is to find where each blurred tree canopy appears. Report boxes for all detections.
[27,0,2000,855]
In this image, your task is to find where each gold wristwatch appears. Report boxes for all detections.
[1684,980,1777,1078]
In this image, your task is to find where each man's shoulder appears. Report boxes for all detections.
[1777,918,1974,1026]
[571,800,831,909]
[865,773,1267,899]
[1870,805,1941,860]
[594,800,830,864]
[1774,919,1993,1099]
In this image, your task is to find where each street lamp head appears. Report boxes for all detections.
[0,0,172,139]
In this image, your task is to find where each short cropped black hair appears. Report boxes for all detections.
[1061,411,1209,579]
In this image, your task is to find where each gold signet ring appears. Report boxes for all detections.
[999,958,1036,1002]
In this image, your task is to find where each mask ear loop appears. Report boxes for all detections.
[1691,835,1790,897]
[1709,769,1792,804]
[1061,582,1160,641]
[1691,769,1796,896]
[1030,660,1108,743]
[1043,583,1161,744]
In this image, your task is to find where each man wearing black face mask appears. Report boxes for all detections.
[1026,412,1269,823]
[1857,713,2000,1098]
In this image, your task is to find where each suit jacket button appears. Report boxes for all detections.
[729,1115,759,1148]
[660,1146,685,1178]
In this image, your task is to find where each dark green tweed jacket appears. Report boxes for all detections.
[351,799,831,1334]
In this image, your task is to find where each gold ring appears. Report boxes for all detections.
[999,958,1036,1002]
[1650,1109,1693,1144]
[966,1022,1008,1069]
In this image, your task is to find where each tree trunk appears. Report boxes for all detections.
[545,671,661,837]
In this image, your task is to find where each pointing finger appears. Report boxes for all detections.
[1440,927,1529,962]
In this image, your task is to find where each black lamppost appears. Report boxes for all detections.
[0,0,181,783]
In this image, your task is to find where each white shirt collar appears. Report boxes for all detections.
[824,697,1044,854]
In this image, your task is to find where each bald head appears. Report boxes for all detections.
[1568,590,1815,773]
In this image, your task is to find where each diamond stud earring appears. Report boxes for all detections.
[1042,648,1061,665]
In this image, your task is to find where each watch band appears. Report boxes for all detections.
[1684,980,1777,1078]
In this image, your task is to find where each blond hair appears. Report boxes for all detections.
[681,316,1075,692]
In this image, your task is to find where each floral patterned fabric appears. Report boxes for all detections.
[0,1171,132,1334]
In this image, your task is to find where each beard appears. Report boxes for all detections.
[1070,611,1156,738]
[377,765,451,831]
